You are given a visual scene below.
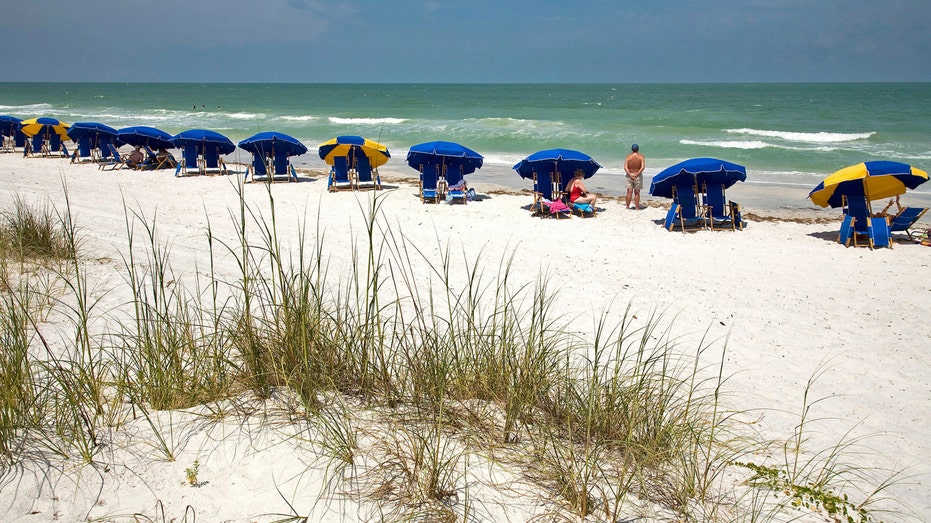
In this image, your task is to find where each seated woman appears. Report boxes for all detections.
[565,169,597,208]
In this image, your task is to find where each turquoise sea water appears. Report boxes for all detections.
[2,82,930,202]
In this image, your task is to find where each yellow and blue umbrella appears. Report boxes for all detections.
[808,161,929,208]
[317,135,390,168]
[19,117,70,140]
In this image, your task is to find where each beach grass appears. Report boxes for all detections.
[0,185,909,522]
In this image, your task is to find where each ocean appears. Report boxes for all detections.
[2,82,930,206]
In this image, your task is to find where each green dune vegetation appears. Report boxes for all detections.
[0,188,907,522]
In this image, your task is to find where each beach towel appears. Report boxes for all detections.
[543,199,570,214]
[572,202,594,213]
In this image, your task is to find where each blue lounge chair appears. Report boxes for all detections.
[419,162,441,203]
[356,154,381,190]
[729,200,745,230]
[246,152,269,182]
[48,133,64,156]
[72,135,93,163]
[530,168,556,213]
[328,156,353,191]
[203,146,227,175]
[868,216,891,249]
[664,181,704,232]
[702,183,738,231]
[28,134,44,157]
[888,207,927,240]
[838,214,854,246]
[98,138,117,162]
[273,150,297,182]
[98,143,127,171]
[445,165,466,203]
[535,170,570,218]
[842,194,872,247]
[176,144,200,176]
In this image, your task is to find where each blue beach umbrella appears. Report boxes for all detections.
[238,131,308,158]
[0,115,22,136]
[406,140,484,174]
[118,126,175,150]
[513,148,601,188]
[171,129,236,154]
[650,157,747,198]
[67,121,120,142]
[0,115,26,148]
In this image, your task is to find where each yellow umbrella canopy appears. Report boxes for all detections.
[808,161,929,208]
[317,135,390,168]
[19,117,70,140]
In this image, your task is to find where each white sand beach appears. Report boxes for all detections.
[1,153,930,522]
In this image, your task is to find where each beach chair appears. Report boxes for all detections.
[72,135,94,163]
[272,150,297,182]
[530,168,564,216]
[445,164,466,203]
[154,150,177,170]
[98,143,128,171]
[328,156,353,191]
[887,207,928,240]
[203,146,228,175]
[838,214,854,246]
[2,128,26,153]
[664,181,704,232]
[136,145,158,170]
[702,182,738,231]
[176,144,200,176]
[355,154,381,190]
[48,133,65,157]
[867,216,892,249]
[245,152,269,182]
[842,194,872,247]
[419,162,442,203]
[13,130,26,151]
[729,200,745,230]
[96,138,115,162]
[28,134,44,157]
[571,201,596,217]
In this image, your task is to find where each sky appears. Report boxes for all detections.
[1,0,929,83]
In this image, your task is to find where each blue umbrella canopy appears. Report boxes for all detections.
[118,126,175,150]
[650,157,747,198]
[172,129,235,155]
[67,121,120,141]
[513,148,601,188]
[238,131,308,157]
[406,141,484,174]
[0,115,22,136]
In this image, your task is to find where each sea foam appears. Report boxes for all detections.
[726,128,874,143]
[329,117,407,125]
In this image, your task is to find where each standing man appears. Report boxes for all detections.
[625,143,644,210]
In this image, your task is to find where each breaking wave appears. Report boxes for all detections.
[726,128,874,143]
[328,117,407,125]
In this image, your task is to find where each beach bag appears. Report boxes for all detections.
[466,188,476,201]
